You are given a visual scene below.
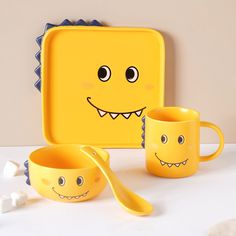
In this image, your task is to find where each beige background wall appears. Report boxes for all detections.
[0,0,235,146]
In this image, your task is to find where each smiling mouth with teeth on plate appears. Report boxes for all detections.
[52,187,89,200]
[155,153,188,168]
[87,97,146,119]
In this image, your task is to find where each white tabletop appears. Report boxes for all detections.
[0,145,235,236]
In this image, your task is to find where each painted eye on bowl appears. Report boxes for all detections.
[98,65,111,82]
[161,134,168,144]
[58,176,65,186]
[178,135,185,144]
[125,66,139,83]
[76,176,84,186]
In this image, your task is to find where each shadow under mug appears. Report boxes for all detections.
[144,107,224,178]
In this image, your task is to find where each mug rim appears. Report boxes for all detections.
[146,106,200,123]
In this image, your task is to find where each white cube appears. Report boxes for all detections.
[3,161,20,177]
[0,195,13,213]
[10,192,28,207]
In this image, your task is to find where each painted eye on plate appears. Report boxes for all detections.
[125,66,139,83]
[161,134,168,144]
[98,65,111,82]
[178,135,185,144]
[76,176,84,186]
[58,176,65,186]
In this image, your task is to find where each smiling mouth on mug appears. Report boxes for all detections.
[155,153,188,168]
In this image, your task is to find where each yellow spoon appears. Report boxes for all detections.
[80,146,153,216]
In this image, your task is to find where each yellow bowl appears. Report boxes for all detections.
[29,144,109,202]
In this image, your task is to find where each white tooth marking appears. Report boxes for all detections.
[182,161,187,165]
[122,113,131,119]
[167,163,173,168]
[175,163,180,167]
[75,196,79,199]
[97,109,106,117]
[135,110,143,117]
[160,161,165,166]
[110,113,119,119]
[67,197,72,200]
[59,195,64,199]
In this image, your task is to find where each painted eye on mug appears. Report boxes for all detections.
[178,135,185,144]
[58,176,66,186]
[98,65,111,82]
[76,176,84,186]
[125,66,139,83]
[161,134,168,144]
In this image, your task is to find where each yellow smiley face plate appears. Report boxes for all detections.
[41,26,165,147]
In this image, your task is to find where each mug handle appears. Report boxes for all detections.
[199,121,224,162]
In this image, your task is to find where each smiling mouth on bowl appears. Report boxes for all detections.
[52,187,89,200]
[155,153,188,168]
[87,97,146,120]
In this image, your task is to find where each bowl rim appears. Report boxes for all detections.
[29,144,109,171]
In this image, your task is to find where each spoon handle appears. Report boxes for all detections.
[80,145,153,216]
[80,146,123,189]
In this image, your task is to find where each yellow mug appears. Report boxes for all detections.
[144,107,224,178]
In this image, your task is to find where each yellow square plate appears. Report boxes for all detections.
[41,26,165,148]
